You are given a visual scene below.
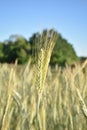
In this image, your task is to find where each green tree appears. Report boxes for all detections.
[2,36,31,64]
[29,29,79,66]
[0,29,79,65]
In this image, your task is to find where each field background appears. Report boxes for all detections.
[0,61,87,130]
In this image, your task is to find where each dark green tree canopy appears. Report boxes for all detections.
[50,34,79,66]
[29,29,79,66]
[0,29,79,65]
[0,35,31,64]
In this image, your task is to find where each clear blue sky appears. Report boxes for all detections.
[0,0,87,56]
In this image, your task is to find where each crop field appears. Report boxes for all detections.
[0,60,87,130]
[0,31,87,130]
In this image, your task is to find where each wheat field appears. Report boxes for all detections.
[0,30,87,130]
[0,60,87,130]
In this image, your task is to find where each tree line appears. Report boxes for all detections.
[0,29,80,66]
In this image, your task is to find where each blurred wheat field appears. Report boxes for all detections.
[0,61,87,130]
[0,30,87,130]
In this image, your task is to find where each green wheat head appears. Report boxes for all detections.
[34,29,58,94]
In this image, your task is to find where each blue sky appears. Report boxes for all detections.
[0,0,87,56]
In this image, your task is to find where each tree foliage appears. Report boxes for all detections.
[0,29,79,65]
[0,36,31,64]
[50,34,79,66]
[29,29,79,66]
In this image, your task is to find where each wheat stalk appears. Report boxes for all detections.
[34,29,57,130]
